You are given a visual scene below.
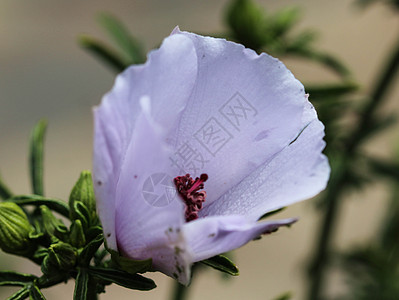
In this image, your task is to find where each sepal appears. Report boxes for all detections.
[40,205,68,240]
[108,248,153,274]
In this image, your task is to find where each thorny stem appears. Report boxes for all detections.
[307,36,399,300]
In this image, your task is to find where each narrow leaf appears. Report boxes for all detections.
[74,269,89,300]
[87,267,156,291]
[288,47,351,78]
[0,271,38,287]
[368,157,399,181]
[29,120,47,196]
[9,195,69,218]
[78,35,128,73]
[201,254,239,276]
[97,13,146,64]
[7,286,29,300]
[29,284,46,300]
[259,207,285,220]
[79,233,104,265]
[305,81,359,99]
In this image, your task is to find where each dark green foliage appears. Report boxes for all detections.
[79,13,146,73]
[97,13,146,65]
[87,267,156,291]
[225,0,350,78]
[201,255,239,276]
[29,120,47,196]
[8,195,70,218]
[0,271,37,287]
[79,36,127,72]
[7,287,29,300]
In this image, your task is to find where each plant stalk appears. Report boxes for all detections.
[307,35,399,300]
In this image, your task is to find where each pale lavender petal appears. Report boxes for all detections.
[93,33,198,249]
[183,215,297,262]
[166,30,310,206]
[200,118,329,221]
[114,100,194,283]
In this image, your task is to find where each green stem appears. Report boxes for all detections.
[171,282,190,300]
[87,277,99,300]
[307,35,399,300]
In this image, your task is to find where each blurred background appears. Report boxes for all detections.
[1,0,399,299]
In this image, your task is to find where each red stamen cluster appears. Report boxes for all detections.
[174,173,208,222]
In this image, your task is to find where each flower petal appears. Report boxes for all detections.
[200,117,329,220]
[167,30,310,206]
[182,215,296,262]
[113,100,195,284]
[93,33,198,249]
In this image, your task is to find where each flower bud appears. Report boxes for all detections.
[41,241,77,275]
[69,171,98,228]
[0,202,35,256]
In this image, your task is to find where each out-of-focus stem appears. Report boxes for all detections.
[307,35,399,300]
[171,282,190,300]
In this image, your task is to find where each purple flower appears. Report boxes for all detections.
[93,28,330,284]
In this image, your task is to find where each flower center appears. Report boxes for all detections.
[174,173,208,222]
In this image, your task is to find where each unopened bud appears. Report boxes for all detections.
[69,171,98,228]
[0,202,35,256]
[42,241,77,275]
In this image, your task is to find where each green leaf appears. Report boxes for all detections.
[108,248,153,274]
[201,254,239,276]
[7,286,29,300]
[97,13,146,64]
[0,174,13,200]
[367,157,399,181]
[0,271,38,287]
[9,195,69,218]
[29,284,46,300]
[87,267,156,291]
[226,0,267,51]
[259,207,285,220]
[288,48,351,78]
[85,226,103,242]
[78,35,128,73]
[273,292,292,300]
[29,120,47,196]
[305,81,359,99]
[79,233,103,265]
[271,7,300,37]
[74,269,89,300]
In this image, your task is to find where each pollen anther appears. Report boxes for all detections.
[174,173,208,222]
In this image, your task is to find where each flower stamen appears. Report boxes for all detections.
[174,173,208,222]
